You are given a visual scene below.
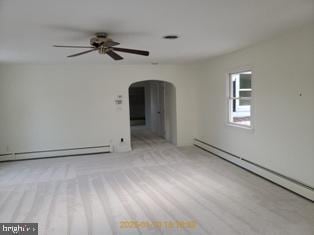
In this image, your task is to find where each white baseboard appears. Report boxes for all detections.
[0,145,112,162]
[194,139,314,201]
[0,154,14,161]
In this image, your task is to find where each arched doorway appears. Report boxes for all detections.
[128,80,177,147]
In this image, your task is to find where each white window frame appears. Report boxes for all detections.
[226,67,254,130]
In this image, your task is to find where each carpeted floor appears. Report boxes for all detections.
[0,128,313,235]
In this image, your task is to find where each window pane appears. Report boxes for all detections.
[240,73,251,89]
[229,71,252,127]
[239,90,251,98]
[239,99,250,106]
[230,71,252,98]
[229,98,251,127]
[231,115,251,126]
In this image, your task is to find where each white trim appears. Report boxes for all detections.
[225,66,255,130]
[0,145,112,162]
[0,154,14,161]
[226,122,254,132]
[194,139,314,201]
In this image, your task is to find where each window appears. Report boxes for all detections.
[228,70,252,128]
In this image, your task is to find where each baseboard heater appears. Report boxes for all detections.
[0,145,112,162]
[194,138,314,202]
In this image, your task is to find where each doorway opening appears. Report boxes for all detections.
[128,80,177,146]
[129,86,146,126]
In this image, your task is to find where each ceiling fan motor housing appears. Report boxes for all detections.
[90,37,106,47]
[90,33,111,47]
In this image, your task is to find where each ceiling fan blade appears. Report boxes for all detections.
[104,41,120,47]
[112,47,149,56]
[67,48,98,58]
[53,45,94,48]
[106,50,123,60]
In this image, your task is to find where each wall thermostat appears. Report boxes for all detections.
[115,95,123,105]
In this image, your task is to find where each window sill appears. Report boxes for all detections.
[226,122,254,132]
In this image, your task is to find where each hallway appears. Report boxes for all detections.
[0,129,313,234]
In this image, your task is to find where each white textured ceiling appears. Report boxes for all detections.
[0,0,313,64]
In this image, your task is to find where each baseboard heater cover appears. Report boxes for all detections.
[194,138,314,202]
[0,145,112,162]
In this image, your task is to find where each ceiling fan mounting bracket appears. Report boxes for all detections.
[95,32,108,38]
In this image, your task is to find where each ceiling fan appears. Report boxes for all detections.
[53,32,149,60]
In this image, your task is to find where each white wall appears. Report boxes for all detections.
[164,82,177,144]
[0,64,198,158]
[195,22,314,187]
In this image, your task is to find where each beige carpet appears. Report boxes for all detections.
[0,128,313,235]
